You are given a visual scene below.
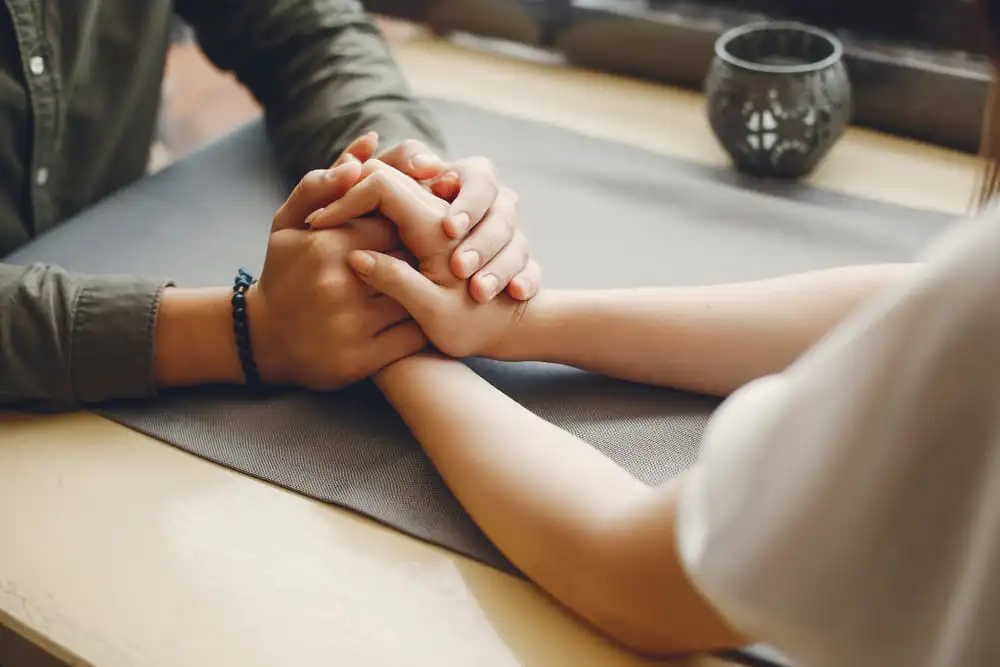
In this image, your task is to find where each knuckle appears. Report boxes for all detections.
[368,169,391,191]
[511,232,530,262]
[307,229,343,256]
[403,139,427,154]
[317,270,352,301]
[301,169,328,191]
[497,210,517,237]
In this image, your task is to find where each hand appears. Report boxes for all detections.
[245,162,428,389]
[345,246,529,360]
[313,136,542,303]
[334,132,446,182]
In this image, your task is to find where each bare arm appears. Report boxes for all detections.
[494,264,915,395]
[375,353,746,654]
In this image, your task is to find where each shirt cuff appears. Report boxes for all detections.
[71,276,173,403]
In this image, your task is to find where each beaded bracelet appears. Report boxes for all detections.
[231,268,262,388]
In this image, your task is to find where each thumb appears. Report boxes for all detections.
[347,250,439,317]
[273,159,363,231]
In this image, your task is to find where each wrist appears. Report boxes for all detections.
[242,282,291,385]
[154,287,244,387]
[488,289,567,362]
[374,351,449,387]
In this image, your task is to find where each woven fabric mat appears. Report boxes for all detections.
[7,98,951,666]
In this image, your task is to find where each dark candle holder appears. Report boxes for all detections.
[704,22,852,179]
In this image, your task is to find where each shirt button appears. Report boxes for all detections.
[29,56,45,76]
[35,167,49,186]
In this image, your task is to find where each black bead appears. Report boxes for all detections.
[232,269,262,392]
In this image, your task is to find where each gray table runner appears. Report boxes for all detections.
[6,99,951,666]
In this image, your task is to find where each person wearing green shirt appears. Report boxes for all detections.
[0,1,539,409]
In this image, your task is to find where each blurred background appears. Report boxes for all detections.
[156,1,990,172]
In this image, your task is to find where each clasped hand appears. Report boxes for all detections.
[245,134,538,388]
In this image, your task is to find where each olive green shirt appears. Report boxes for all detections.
[0,0,444,409]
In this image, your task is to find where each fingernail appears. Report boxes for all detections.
[449,212,470,237]
[304,210,321,226]
[511,276,527,295]
[459,249,480,276]
[341,153,360,165]
[350,251,376,275]
[479,274,499,298]
[411,153,444,171]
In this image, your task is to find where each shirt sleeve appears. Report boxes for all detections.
[0,262,170,410]
[676,214,1000,667]
[175,0,447,181]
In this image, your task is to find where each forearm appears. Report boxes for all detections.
[177,0,445,179]
[498,263,915,395]
[375,354,741,653]
[0,261,256,408]
[153,287,243,388]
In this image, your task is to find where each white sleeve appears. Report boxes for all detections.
[677,214,1000,667]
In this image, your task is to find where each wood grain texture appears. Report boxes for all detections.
[0,412,722,667]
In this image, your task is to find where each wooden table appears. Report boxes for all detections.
[0,32,980,667]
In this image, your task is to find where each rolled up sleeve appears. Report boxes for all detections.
[176,0,447,181]
[0,262,170,410]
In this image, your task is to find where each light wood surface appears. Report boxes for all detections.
[0,30,980,667]
[398,34,982,216]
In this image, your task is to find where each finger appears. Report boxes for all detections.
[347,250,439,318]
[430,171,461,202]
[378,139,446,181]
[344,216,401,253]
[334,131,379,167]
[307,161,448,233]
[505,259,542,301]
[274,161,363,231]
[367,321,429,373]
[359,248,418,298]
[467,232,529,303]
[443,158,499,239]
[387,247,419,268]
[364,295,411,334]
[449,188,517,280]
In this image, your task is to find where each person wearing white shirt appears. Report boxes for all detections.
[300,32,1000,667]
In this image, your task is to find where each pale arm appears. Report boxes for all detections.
[496,264,915,396]
[375,353,746,654]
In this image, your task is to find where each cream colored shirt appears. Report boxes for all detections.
[678,212,999,666]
